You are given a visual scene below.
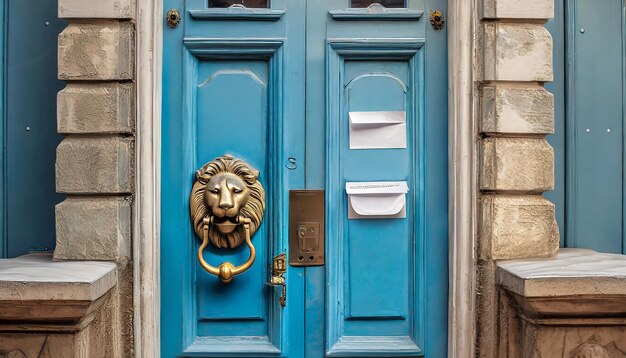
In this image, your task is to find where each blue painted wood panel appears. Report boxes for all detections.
[161,0,306,356]
[162,0,447,356]
[565,0,625,253]
[3,0,65,257]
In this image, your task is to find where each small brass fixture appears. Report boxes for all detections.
[430,10,445,30]
[166,9,181,29]
[267,253,287,306]
[190,154,266,283]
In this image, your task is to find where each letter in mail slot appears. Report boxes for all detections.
[345,181,409,219]
[349,111,407,150]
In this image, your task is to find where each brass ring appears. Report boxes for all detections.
[197,218,256,283]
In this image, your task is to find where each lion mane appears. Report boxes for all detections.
[190,154,265,249]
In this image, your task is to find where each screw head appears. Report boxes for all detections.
[580,28,585,33]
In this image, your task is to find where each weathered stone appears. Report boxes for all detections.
[55,197,131,261]
[58,83,134,134]
[480,137,554,192]
[482,0,553,19]
[483,22,553,82]
[481,84,554,134]
[56,136,133,194]
[58,21,134,80]
[480,195,559,260]
[498,249,626,357]
[476,259,498,358]
[59,0,135,19]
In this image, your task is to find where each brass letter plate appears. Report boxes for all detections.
[289,190,325,266]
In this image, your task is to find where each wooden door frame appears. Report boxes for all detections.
[133,0,477,357]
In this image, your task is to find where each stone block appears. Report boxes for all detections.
[56,136,134,194]
[59,0,135,19]
[58,83,134,134]
[481,84,554,134]
[483,23,553,82]
[482,0,553,19]
[480,195,559,260]
[55,197,131,261]
[58,21,134,80]
[480,137,554,192]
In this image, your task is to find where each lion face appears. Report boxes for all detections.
[190,155,265,249]
[204,173,250,233]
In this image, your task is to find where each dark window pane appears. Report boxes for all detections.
[209,0,268,8]
[351,0,405,8]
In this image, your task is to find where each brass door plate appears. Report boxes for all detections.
[289,190,325,266]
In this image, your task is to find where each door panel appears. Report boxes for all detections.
[325,40,424,356]
[162,0,305,356]
[566,0,625,253]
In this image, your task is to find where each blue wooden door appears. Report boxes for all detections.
[161,0,447,356]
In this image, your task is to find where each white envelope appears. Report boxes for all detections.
[349,111,407,150]
[346,181,409,219]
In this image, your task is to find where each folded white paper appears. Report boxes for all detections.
[346,181,409,219]
[349,111,407,150]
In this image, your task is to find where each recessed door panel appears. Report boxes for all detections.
[326,42,424,355]
[195,61,269,324]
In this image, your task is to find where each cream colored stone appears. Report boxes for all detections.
[482,0,553,19]
[480,137,554,192]
[59,0,135,19]
[58,21,134,80]
[481,84,554,134]
[480,195,559,260]
[483,22,553,82]
[0,253,116,301]
[56,136,134,194]
[58,83,134,134]
[498,249,626,297]
[55,197,131,261]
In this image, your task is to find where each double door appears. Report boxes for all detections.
[161,0,448,356]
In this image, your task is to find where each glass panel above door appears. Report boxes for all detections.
[350,0,405,8]
[208,0,269,8]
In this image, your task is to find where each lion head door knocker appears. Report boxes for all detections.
[190,154,266,283]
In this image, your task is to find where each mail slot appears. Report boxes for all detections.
[346,181,409,219]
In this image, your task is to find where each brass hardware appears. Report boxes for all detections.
[288,190,325,266]
[430,10,445,30]
[166,9,181,29]
[267,253,287,307]
[190,154,266,283]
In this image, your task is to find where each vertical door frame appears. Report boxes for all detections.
[447,0,476,356]
[134,0,477,357]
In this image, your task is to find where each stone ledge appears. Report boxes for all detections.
[59,0,135,19]
[498,248,626,298]
[0,253,116,302]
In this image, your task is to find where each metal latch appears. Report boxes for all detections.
[267,253,286,307]
[289,190,325,266]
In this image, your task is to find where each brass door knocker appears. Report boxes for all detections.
[190,155,266,283]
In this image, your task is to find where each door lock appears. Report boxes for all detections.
[267,253,287,307]
[289,190,325,266]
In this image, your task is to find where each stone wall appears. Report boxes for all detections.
[476,0,559,356]
[55,1,136,356]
